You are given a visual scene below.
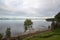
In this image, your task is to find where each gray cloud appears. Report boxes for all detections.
[0,0,60,17]
[0,8,27,16]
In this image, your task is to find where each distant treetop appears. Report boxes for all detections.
[55,12,60,19]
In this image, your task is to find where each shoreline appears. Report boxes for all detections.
[10,29,49,39]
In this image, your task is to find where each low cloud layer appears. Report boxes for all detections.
[0,0,60,17]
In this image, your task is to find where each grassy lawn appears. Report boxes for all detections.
[23,29,60,40]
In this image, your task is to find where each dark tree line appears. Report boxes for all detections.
[46,12,60,30]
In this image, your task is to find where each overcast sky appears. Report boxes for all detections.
[0,0,60,18]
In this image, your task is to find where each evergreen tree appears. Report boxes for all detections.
[0,34,3,40]
[6,28,11,38]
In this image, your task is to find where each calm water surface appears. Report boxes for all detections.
[0,20,51,36]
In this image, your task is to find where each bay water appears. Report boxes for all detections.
[0,20,51,36]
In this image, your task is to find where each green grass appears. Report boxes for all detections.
[23,29,60,40]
